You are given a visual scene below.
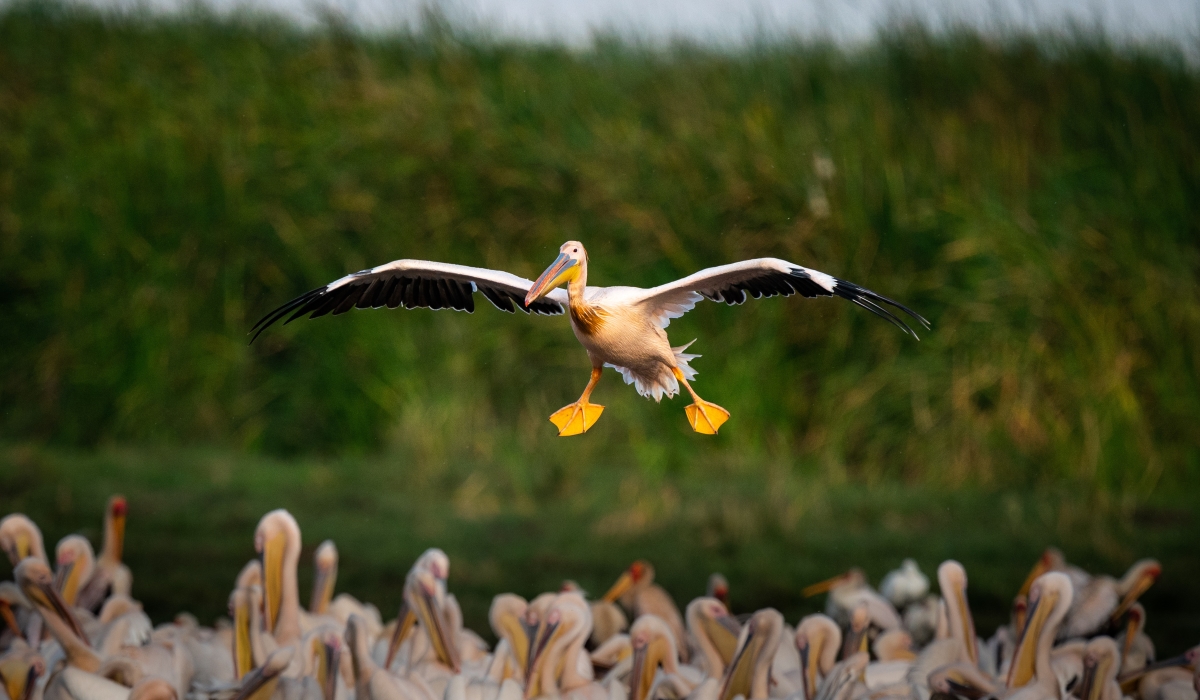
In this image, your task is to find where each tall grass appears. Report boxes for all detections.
[1,3,1198,500]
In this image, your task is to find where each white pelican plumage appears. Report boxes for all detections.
[252,242,928,435]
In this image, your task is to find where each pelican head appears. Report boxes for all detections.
[254,509,301,636]
[405,566,460,673]
[630,615,680,700]
[937,560,979,665]
[795,614,841,700]
[602,560,653,604]
[1007,572,1073,689]
[489,594,531,676]
[526,241,587,306]
[719,609,784,700]
[526,593,591,699]
[310,540,338,615]
[686,597,740,673]
[1110,559,1161,622]
[55,535,95,607]
[0,515,46,567]
[14,558,88,643]
[0,643,46,700]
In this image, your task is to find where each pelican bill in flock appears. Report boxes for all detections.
[251,242,929,435]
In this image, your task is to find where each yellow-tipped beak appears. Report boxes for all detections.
[602,572,635,604]
[525,253,578,306]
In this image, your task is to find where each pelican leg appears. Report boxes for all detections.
[550,367,605,437]
[673,367,729,434]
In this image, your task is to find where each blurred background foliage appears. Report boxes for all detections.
[1,1,1198,652]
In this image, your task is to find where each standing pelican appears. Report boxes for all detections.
[1006,573,1074,700]
[77,496,132,613]
[602,561,689,662]
[252,242,928,435]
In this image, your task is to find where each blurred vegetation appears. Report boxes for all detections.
[0,0,1199,652]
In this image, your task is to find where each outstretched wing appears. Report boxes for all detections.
[631,258,930,339]
[250,260,569,343]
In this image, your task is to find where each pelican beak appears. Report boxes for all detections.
[802,572,849,598]
[383,603,416,670]
[495,608,531,677]
[1017,556,1050,600]
[0,601,20,637]
[1007,587,1058,689]
[0,654,41,700]
[111,498,127,562]
[602,571,635,604]
[231,588,254,680]
[952,585,978,664]
[525,616,561,699]
[719,621,763,700]
[410,573,460,673]
[54,559,78,606]
[13,532,31,561]
[701,613,740,667]
[630,635,669,700]
[315,635,341,700]
[525,253,578,306]
[260,529,285,633]
[1110,567,1159,623]
[1081,653,1114,700]
[797,640,816,700]
[311,566,335,615]
[25,571,87,642]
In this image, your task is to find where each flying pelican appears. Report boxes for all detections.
[251,242,928,435]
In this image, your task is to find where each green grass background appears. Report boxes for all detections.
[1,2,1198,652]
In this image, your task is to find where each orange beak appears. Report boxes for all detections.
[525,253,578,306]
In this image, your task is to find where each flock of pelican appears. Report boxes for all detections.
[251,242,929,435]
[1,502,1196,700]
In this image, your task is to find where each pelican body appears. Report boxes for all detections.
[253,241,928,435]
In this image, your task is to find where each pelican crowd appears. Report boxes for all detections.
[1,501,1196,700]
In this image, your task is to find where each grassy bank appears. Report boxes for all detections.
[1,4,1198,493]
[3,445,1199,652]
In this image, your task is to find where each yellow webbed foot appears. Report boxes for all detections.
[685,400,730,434]
[549,402,605,436]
